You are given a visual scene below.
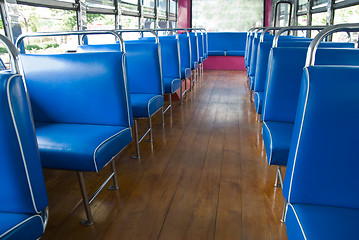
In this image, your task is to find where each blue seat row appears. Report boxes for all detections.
[0,70,48,239]
[208,32,247,56]
[0,28,208,234]
[248,24,359,240]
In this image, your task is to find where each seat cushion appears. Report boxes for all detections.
[181,67,191,79]
[130,93,164,118]
[191,61,199,70]
[254,91,263,114]
[199,57,204,63]
[204,53,208,59]
[226,50,245,56]
[286,204,359,240]
[163,77,181,93]
[35,123,132,172]
[249,76,255,91]
[208,50,225,56]
[262,121,294,166]
[0,212,44,239]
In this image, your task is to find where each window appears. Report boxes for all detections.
[157,0,167,20]
[121,0,139,16]
[120,15,139,29]
[333,5,359,42]
[297,0,308,13]
[18,4,78,53]
[192,0,263,32]
[86,14,116,44]
[142,0,155,18]
[311,12,327,38]
[0,12,10,70]
[275,2,292,27]
[312,0,329,9]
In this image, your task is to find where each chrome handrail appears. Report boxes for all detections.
[306,23,359,67]
[115,29,159,44]
[0,34,20,74]
[272,26,327,47]
[260,27,283,42]
[153,28,178,39]
[15,30,125,52]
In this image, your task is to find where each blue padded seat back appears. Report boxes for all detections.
[208,32,247,52]
[283,66,359,209]
[178,34,191,70]
[315,48,359,65]
[20,52,132,127]
[197,33,204,60]
[203,32,208,56]
[0,72,48,214]
[245,33,255,67]
[189,32,199,65]
[158,37,181,79]
[278,41,354,48]
[253,41,272,93]
[263,47,308,123]
[124,42,163,95]
[249,36,260,77]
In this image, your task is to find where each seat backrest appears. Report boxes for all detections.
[197,33,204,60]
[0,72,48,215]
[263,47,309,123]
[245,32,255,67]
[283,66,359,209]
[158,36,181,79]
[20,52,133,127]
[125,41,164,95]
[203,32,208,56]
[208,32,247,52]
[178,33,191,69]
[189,32,199,66]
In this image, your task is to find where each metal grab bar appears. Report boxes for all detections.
[153,28,179,39]
[15,30,125,52]
[0,34,20,74]
[115,29,159,44]
[305,23,359,67]
[254,27,267,38]
[260,27,284,42]
[272,26,327,47]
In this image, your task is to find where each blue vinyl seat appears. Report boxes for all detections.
[262,45,357,187]
[158,36,182,108]
[178,33,192,98]
[19,52,133,225]
[189,32,200,89]
[208,32,246,56]
[0,72,48,239]
[283,66,359,240]
[78,41,164,159]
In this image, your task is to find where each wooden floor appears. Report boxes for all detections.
[42,70,287,240]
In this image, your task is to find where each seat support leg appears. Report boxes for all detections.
[161,107,165,126]
[132,120,141,159]
[149,116,154,142]
[274,166,283,188]
[180,84,183,105]
[108,160,119,190]
[169,94,172,116]
[281,201,288,223]
[77,172,94,226]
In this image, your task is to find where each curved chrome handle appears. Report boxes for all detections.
[16,30,125,52]
[0,34,21,74]
[260,27,283,42]
[305,23,359,67]
[272,25,326,47]
[115,29,160,43]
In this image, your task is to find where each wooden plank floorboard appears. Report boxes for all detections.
[41,70,287,240]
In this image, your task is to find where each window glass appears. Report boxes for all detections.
[311,12,327,38]
[142,0,155,17]
[297,15,308,37]
[333,5,359,43]
[312,0,329,9]
[18,4,78,53]
[86,14,116,44]
[86,0,115,9]
[275,3,291,27]
[157,0,167,19]
[298,0,308,13]
[192,0,263,32]
[121,0,138,13]
[169,0,177,14]
[120,15,139,40]
[0,13,10,70]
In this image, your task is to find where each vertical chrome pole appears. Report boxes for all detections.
[77,172,94,226]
